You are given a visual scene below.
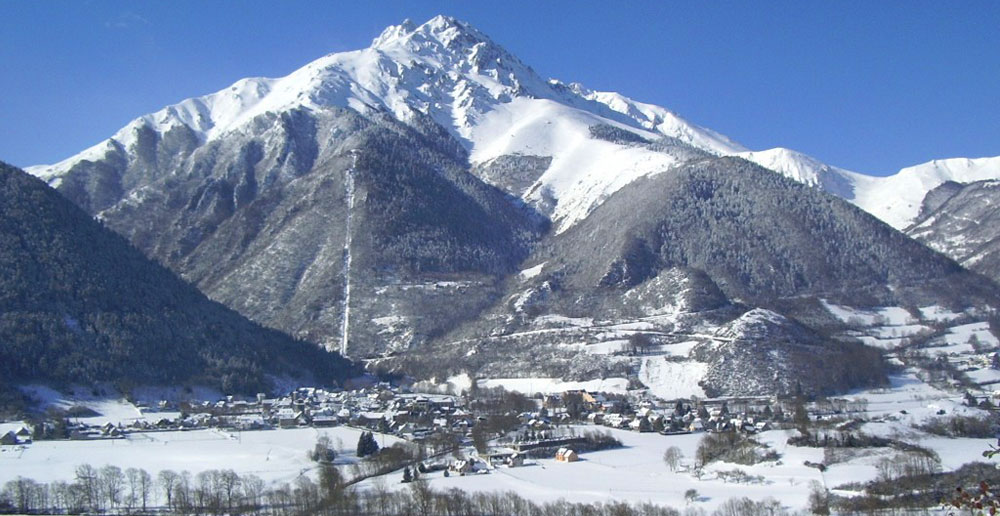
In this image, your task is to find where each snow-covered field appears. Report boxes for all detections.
[357,422,995,513]
[360,427,819,511]
[1,426,402,486]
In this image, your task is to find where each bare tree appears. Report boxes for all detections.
[74,464,100,512]
[99,465,125,511]
[241,474,265,515]
[662,446,683,472]
[218,469,241,514]
[125,468,141,512]
[176,471,193,513]
[409,478,434,516]
[195,470,222,514]
[137,468,152,513]
[808,480,831,515]
[158,470,179,511]
[367,476,392,516]
[2,477,41,513]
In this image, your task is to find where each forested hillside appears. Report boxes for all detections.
[0,162,357,410]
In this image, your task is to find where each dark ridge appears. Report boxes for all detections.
[0,161,358,407]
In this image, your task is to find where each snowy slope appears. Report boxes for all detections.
[860,156,1000,229]
[735,149,1000,230]
[26,15,1000,232]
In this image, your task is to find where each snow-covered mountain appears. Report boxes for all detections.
[28,16,743,233]
[17,16,1000,396]
[744,150,1000,229]
[29,16,1000,234]
[28,16,1000,233]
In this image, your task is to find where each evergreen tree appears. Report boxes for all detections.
[357,432,369,458]
[402,467,412,483]
[793,397,810,434]
[356,431,380,458]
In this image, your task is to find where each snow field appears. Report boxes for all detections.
[639,358,707,400]
[477,378,630,395]
[360,427,827,512]
[0,427,402,486]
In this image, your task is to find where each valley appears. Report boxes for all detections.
[3,12,1000,515]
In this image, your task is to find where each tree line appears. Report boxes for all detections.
[1,461,800,516]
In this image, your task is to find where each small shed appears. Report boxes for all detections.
[555,447,578,462]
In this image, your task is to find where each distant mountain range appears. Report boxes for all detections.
[16,16,1000,397]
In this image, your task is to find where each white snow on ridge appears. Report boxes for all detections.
[26,15,1000,233]
[734,147,862,199]
[467,97,686,229]
[565,84,747,155]
[735,149,1000,230]
[854,156,1000,229]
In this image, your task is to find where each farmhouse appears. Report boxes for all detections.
[555,447,578,462]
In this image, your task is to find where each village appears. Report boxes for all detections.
[2,381,877,470]
[5,373,1000,515]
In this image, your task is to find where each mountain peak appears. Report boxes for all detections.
[371,15,492,55]
[370,18,418,47]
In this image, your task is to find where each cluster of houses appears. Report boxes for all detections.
[1,381,865,455]
[543,391,786,436]
[135,386,473,438]
[0,427,31,446]
[4,385,471,444]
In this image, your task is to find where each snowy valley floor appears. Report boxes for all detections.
[2,372,997,514]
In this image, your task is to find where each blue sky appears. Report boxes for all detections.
[2,1,998,175]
